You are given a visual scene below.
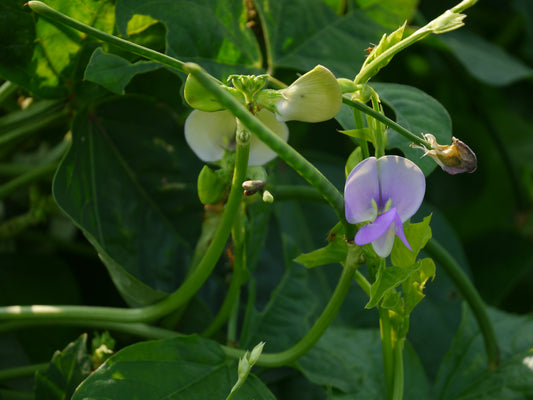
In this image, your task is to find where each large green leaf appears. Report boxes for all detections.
[114,0,262,79]
[298,326,431,398]
[441,30,533,86]
[0,0,115,98]
[434,305,533,400]
[72,335,275,400]
[254,0,386,78]
[53,96,203,306]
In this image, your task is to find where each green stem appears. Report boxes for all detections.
[369,91,385,158]
[343,97,431,149]
[252,244,363,368]
[392,338,405,400]
[202,204,247,338]
[425,239,500,370]
[27,1,185,73]
[184,62,349,231]
[0,363,48,382]
[354,270,371,296]
[0,81,18,105]
[0,108,66,148]
[352,108,369,159]
[0,137,250,324]
[0,162,58,200]
[379,307,394,400]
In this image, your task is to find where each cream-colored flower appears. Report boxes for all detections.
[184,109,288,166]
[256,65,342,123]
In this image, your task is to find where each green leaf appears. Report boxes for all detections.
[434,305,533,400]
[374,82,452,176]
[298,326,431,398]
[350,0,418,29]
[391,214,432,268]
[35,334,92,400]
[53,96,203,305]
[114,0,263,79]
[366,259,428,309]
[402,257,436,315]
[0,0,115,98]
[294,224,347,268]
[72,335,275,400]
[441,31,533,86]
[85,48,161,95]
[254,0,386,78]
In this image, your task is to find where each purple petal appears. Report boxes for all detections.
[354,207,397,245]
[393,211,411,250]
[344,157,380,224]
[371,223,396,258]
[376,156,425,222]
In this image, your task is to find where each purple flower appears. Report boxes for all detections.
[344,156,425,257]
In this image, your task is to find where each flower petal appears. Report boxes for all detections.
[354,207,397,246]
[345,157,379,224]
[184,110,236,162]
[373,208,411,257]
[276,65,342,123]
[376,155,425,222]
[248,109,289,166]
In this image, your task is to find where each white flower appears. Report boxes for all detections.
[184,109,288,166]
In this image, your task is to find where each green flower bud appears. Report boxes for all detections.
[184,74,244,112]
[197,165,228,204]
[424,10,466,34]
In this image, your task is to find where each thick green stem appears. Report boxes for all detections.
[343,97,431,149]
[202,204,247,338]
[425,239,500,370]
[184,62,349,231]
[392,338,405,400]
[251,244,363,368]
[27,1,185,73]
[379,307,394,400]
[0,138,250,324]
[272,185,326,203]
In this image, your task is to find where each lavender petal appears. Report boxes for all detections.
[345,157,380,224]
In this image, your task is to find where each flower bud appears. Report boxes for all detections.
[424,10,466,34]
[184,74,244,112]
[413,133,477,175]
[242,180,265,196]
[258,65,342,123]
[249,342,265,365]
[262,190,274,203]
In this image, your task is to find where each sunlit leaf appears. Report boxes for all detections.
[0,0,115,98]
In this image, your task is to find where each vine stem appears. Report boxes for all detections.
[26,1,185,73]
[246,243,364,368]
[343,97,431,149]
[425,239,500,370]
[379,307,394,400]
[0,135,250,324]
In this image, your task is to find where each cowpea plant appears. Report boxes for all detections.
[0,0,532,399]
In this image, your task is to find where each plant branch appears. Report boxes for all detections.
[343,97,431,149]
